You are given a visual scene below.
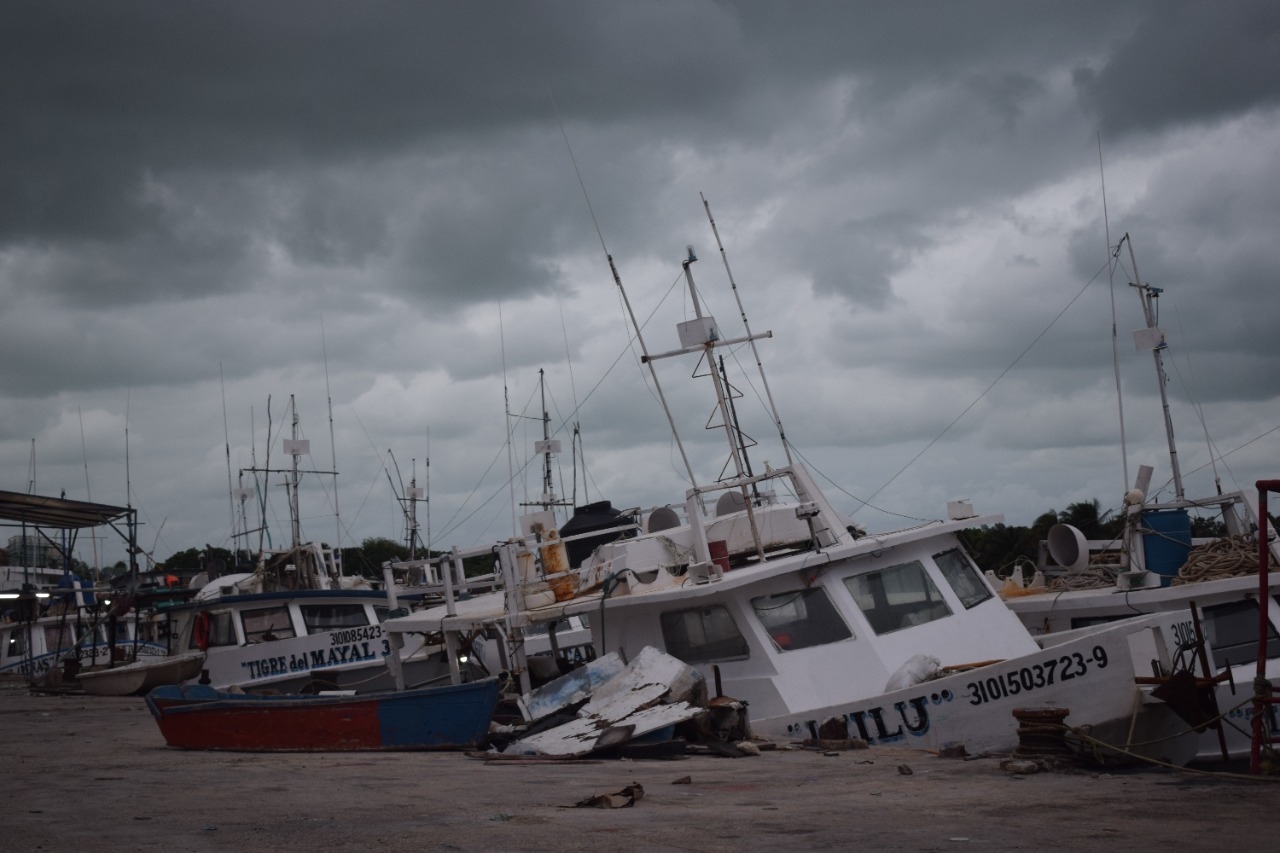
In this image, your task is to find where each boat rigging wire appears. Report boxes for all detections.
[858,258,1111,513]
[321,317,344,560]
[1099,136,1131,496]
[220,364,236,543]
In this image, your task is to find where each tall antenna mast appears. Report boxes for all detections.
[658,247,766,559]
[425,430,432,558]
[288,396,303,549]
[321,318,342,571]
[78,408,100,582]
[220,364,237,540]
[702,193,795,468]
[1098,137,1131,495]
[499,301,518,535]
[555,106,698,488]
[1125,235,1185,501]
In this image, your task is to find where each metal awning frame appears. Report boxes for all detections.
[0,490,140,579]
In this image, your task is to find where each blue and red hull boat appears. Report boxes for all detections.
[145,678,500,751]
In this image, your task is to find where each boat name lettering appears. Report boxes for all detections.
[786,690,955,746]
[329,625,383,646]
[240,640,385,680]
[309,640,380,669]
[965,645,1109,707]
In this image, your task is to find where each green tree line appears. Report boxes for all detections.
[960,498,1226,578]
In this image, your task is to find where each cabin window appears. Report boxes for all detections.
[1201,600,1280,670]
[750,588,853,651]
[844,560,953,635]
[6,627,29,657]
[934,548,994,609]
[192,610,238,648]
[300,603,369,634]
[241,605,296,643]
[660,605,749,662]
[43,623,74,652]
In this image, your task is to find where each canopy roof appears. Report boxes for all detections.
[0,490,133,530]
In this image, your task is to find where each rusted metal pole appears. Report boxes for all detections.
[1252,480,1280,774]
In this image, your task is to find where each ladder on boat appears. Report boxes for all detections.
[1250,479,1280,774]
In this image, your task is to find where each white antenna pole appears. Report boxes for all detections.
[258,397,270,559]
[425,430,432,559]
[499,301,518,535]
[124,387,137,579]
[321,319,342,574]
[702,193,795,468]
[78,407,100,582]
[1099,138,1131,495]
[554,105,698,488]
[288,395,302,550]
[220,364,236,540]
[1127,237,1185,501]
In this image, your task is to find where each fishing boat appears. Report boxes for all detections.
[77,651,206,696]
[383,210,1206,764]
[0,490,180,683]
[144,677,500,751]
[155,398,481,694]
[992,235,1280,763]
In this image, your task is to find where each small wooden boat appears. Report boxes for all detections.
[144,677,500,751]
[78,652,207,696]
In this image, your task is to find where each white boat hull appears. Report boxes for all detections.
[78,652,207,696]
[756,615,1197,765]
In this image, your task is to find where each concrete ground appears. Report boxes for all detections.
[5,683,1278,852]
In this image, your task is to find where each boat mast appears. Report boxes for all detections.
[607,254,699,489]
[1125,235,1185,502]
[675,248,766,559]
[322,321,343,576]
[702,193,796,468]
[288,396,303,550]
[539,370,555,510]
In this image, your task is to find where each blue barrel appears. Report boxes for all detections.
[1142,508,1192,586]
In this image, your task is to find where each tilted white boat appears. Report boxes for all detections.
[994,236,1280,763]
[384,216,1208,764]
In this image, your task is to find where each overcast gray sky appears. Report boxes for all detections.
[3,1,1278,571]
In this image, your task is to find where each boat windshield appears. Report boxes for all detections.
[750,588,853,651]
[1201,599,1280,669]
[242,605,296,643]
[659,605,749,662]
[933,549,994,609]
[844,561,953,635]
[300,603,369,634]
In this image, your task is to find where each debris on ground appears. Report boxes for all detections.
[572,782,645,809]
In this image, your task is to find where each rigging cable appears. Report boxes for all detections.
[858,259,1111,513]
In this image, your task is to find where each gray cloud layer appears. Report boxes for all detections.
[2,1,1277,565]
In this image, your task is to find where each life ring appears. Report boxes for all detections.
[193,612,212,651]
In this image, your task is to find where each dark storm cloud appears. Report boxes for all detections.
[0,2,745,244]
[2,1,1278,553]
[1073,0,1280,136]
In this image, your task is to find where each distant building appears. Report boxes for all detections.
[4,535,63,569]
